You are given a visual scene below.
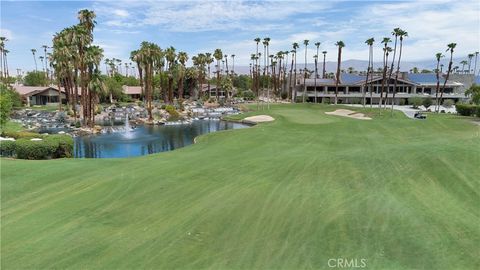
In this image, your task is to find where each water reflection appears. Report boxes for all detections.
[74,120,249,158]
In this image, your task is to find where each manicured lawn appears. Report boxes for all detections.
[1,104,479,269]
[0,121,24,133]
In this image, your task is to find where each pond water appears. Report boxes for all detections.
[74,120,249,158]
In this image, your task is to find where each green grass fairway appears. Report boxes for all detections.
[2,104,479,269]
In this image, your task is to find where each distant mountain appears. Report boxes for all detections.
[233,57,471,75]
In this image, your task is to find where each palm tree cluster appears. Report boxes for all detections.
[49,9,104,127]
[457,52,479,75]
[0,37,10,79]
[129,42,236,116]
[376,28,408,112]
[250,37,317,107]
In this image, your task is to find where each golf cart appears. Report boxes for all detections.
[414,112,427,119]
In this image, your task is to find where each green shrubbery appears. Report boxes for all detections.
[165,105,181,121]
[455,104,479,116]
[0,134,73,159]
[1,131,42,139]
[0,140,16,157]
[422,97,433,107]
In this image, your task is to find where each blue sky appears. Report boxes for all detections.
[1,0,479,73]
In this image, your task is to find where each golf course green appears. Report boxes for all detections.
[1,104,479,269]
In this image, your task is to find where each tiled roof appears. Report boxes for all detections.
[12,85,66,96]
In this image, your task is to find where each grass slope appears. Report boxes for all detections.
[1,104,479,269]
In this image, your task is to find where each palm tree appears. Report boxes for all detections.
[41,45,49,82]
[363,38,375,107]
[292,42,299,102]
[460,60,467,74]
[39,56,45,78]
[434,53,444,112]
[224,54,229,76]
[213,48,223,99]
[31,49,38,72]
[438,43,456,112]
[379,37,391,108]
[473,52,478,76]
[312,43,320,102]
[391,29,408,113]
[231,54,235,76]
[474,52,479,76]
[165,46,176,103]
[334,41,345,105]
[385,28,400,108]
[302,39,309,103]
[254,37,261,98]
[0,37,5,78]
[205,52,213,98]
[177,51,188,100]
[467,53,474,74]
[264,37,271,108]
[322,51,327,78]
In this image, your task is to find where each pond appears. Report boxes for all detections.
[74,120,249,158]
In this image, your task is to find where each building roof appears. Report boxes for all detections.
[340,73,364,84]
[12,85,66,97]
[406,73,461,86]
[122,86,142,95]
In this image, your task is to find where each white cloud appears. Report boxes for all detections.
[0,28,14,40]
[113,9,129,17]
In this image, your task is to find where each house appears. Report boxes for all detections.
[122,86,142,99]
[200,84,233,98]
[294,72,469,104]
[12,85,67,106]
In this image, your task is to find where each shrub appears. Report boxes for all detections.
[242,90,255,100]
[1,131,43,139]
[15,138,56,159]
[476,107,480,118]
[0,140,16,157]
[350,97,362,104]
[46,135,74,158]
[165,105,181,121]
[443,99,455,108]
[409,96,423,108]
[14,135,73,159]
[422,97,433,108]
[455,104,478,116]
[322,98,330,104]
[399,99,406,106]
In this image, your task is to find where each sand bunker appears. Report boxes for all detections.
[325,109,371,120]
[244,115,275,123]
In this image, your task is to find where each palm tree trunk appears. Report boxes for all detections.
[362,50,370,107]
[293,52,297,103]
[335,48,342,105]
[434,59,441,112]
[391,39,404,114]
[439,51,453,112]
[385,37,398,109]
[379,50,387,108]
[322,54,326,79]
[369,46,374,108]
[314,57,318,103]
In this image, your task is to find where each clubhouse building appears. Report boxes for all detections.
[294,73,477,104]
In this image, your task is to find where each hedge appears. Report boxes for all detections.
[455,104,479,116]
[0,140,16,157]
[0,134,73,159]
[1,130,44,139]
